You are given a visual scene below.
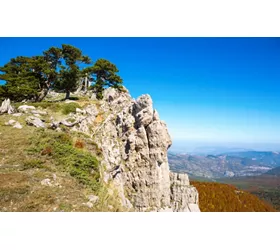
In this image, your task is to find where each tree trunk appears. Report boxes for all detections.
[37,87,49,102]
[74,77,84,94]
[65,90,70,99]
[84,76,88,92]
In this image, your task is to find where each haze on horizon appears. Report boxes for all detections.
[1,37,280,147]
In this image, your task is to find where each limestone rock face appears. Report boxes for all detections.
[75,87,200,212]
[170,173,200,212]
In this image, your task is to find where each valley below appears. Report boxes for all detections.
[169,151,280,211]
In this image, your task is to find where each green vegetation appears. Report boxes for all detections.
[0,117,125,212]
[84,58,123,100]
[53,44,91,99]
[28,130,101,192]
[60,102,82,115]
[0,45,123,101]
[191,181,276,212]
[14,101,82,115]
[23,159,45,170]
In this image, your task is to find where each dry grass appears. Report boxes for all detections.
[0,113,125,212]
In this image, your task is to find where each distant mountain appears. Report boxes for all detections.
[168,152,273,178]
[220,151,280,167]
[191,146,253,155]
[265,166,280,176]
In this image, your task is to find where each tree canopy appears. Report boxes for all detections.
[53,44,91,99]
[86,59,123,99]
[0,45,123,102]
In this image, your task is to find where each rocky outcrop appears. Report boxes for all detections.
[74,87,200,212]
[0,89,200,212]
[0,99,15,114]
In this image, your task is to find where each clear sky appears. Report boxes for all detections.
[1,38,280,147]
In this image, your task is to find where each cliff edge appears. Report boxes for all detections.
[73,88,200,211]
[0,88,200,212]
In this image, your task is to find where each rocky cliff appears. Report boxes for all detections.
[0,88,200,212]
[72,88,200,212]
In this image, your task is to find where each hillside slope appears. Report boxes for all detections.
[0,88,200,212]
[0,112,123,211]
[217,174,280,211]
[191,181,276,212]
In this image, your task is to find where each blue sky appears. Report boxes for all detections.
[1,38,280,147]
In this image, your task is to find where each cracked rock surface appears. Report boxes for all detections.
[74,88,200,212]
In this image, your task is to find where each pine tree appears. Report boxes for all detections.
[0,56,40,101]
[54,44,91,99]
[86,59,123,100]
[0,45,123,102]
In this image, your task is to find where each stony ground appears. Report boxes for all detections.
[0,95,124,212]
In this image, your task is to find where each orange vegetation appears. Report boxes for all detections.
[74,139,85,149]
[191,181,276,212]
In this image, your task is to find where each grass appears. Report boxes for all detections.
[23,159,46,170]
[0,119,35,167]
[0,101,127,212]
[14,101,82,115]
[28,130,101,192]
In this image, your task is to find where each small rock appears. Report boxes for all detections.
[5,119,16,126]
[18,105,36,113]
[26,116,45,128]
[52,173,57,181]
[56,127,62,132]
[85,201,93,208]
[31,110,48,115]
[76,108,86,114]
[88,195,99,204]
[12,113,22,117]
[64,100,76,103]
[108,205,113,210]
[41,178,52,186]
[13,122,23,129]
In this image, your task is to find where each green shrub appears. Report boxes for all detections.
[61,102,81,115]
[28,130,100,191]
[23,159,45,170]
